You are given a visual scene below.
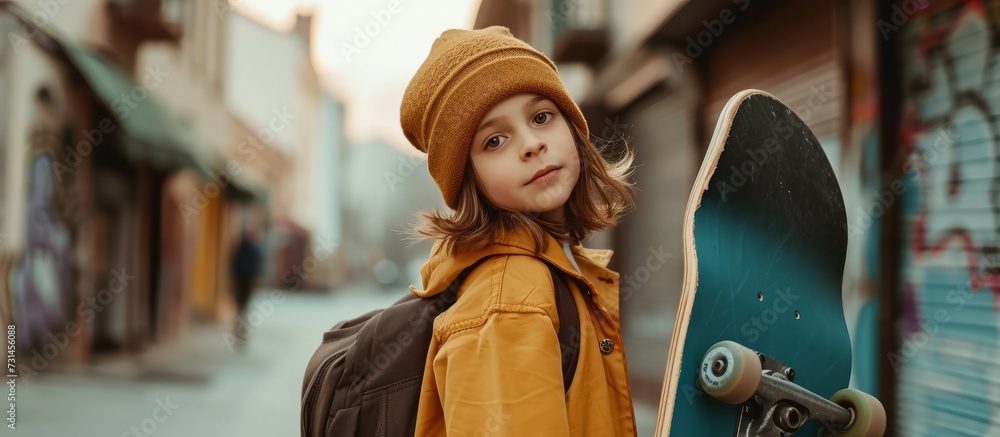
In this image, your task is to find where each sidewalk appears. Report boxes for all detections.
[13,285,403,437]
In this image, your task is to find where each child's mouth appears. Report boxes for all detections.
[528,167,561,185]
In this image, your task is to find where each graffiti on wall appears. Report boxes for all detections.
[898,3,1000,435]
[9,86,74,350]
[10,153,72,349]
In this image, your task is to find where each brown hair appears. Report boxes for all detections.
[405,117,635,256]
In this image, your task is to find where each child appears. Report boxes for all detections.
[401,26,638,436]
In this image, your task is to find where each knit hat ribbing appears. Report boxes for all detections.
[400,26,589,209]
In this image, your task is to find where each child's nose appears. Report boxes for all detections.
[521,139,546,159]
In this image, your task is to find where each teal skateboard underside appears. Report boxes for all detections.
[669,92,852,436]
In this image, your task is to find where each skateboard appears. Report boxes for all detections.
[653,90,886,436]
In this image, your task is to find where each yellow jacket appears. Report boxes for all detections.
[409,228,638,436]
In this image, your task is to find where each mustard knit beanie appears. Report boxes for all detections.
[400,26,589,210]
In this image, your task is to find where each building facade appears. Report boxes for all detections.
[0,0,337,376]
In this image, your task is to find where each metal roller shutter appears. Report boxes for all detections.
[703,0,842,158]
[896,1,1000,435]
[618,83,699,407]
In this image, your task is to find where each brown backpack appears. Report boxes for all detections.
[300,257,580,436]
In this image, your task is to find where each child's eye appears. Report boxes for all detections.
[485,135,507,150]
[533,112,553,125]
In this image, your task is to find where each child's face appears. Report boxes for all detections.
[469,93,580,222]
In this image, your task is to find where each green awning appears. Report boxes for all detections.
[1,3,267,206]
[61,44,214,179]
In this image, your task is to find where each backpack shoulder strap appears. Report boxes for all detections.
[439,257,491,307]
[447,258,580,393]
[548,264,579,393]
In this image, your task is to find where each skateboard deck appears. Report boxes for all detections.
[653,90,884,436]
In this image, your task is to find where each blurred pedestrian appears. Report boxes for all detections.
[230,228,262,351]
[401,27,638,435]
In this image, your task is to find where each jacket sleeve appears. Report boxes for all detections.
[433,309,569,436]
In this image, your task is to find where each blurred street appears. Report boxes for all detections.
[14,285,658,436]
[15,286,402,436]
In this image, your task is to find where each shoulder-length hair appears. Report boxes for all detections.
[406,117,636,256]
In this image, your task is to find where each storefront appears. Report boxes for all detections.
[0,3,266,370]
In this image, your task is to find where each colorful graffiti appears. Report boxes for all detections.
[9,85,75,351]
[897,2,1000,435]
[10,153,72,349]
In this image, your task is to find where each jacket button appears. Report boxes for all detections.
[599,339,614,355]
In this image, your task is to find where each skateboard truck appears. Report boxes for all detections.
[699,341,886,437]
[732,353,851,435]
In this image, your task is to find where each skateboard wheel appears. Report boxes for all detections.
[829,388,886,437]
[698,341,762,404]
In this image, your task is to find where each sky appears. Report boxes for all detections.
[230,0,483,152]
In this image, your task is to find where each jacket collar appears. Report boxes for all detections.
[576,246,613,269]
[409,227,614,298]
